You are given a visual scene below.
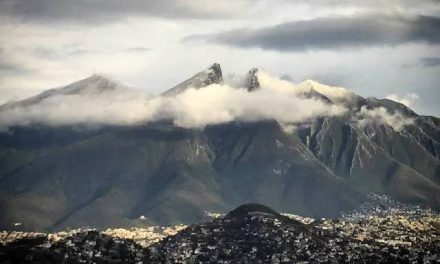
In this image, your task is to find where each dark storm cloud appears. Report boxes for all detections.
[186,14,440,51]
[420,57,440,67]
[0,0,249,23]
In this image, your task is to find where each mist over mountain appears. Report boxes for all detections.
[0,63,439,231]
[0,64,347,130]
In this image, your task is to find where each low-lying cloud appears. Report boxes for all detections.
[0,71,417,132]
[355,106,414,132]
[162,84,346,128]
[186,13,440,51]
[0,73,347,130]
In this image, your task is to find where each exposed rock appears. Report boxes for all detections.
[247,68,260,91]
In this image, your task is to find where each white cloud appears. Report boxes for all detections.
[165,84,346,128]
[355,106,414,132]
[279,123,298,134]
[0,73,347,130]
[385,93,419,107]
[0,89,154,128]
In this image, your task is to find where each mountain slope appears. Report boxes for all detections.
[288,89,440,210]
[0,121,365,231]
[297,116,440,207]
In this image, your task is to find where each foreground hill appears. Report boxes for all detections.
[148,201,440,263]
[0,63,439,231]
[1,200,439,263]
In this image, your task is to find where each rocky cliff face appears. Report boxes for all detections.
[247,68,260,91]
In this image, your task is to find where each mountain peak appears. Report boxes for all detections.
[297,79,359,102]
[247,68,260,92]
[209,63,222,79]
[162,63,223,96]
[31,74,125,100]
[225,203,280,219]
[87,73,115,82]
[224,204,305,226]
[0,74,127,110]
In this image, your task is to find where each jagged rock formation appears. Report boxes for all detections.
[247,68,260,91]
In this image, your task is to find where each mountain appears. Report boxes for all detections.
[0,75,128,111]
[248,72,440,208]
[161,63,223,96]
[0,64,439,232]
[0,119,364,231]
[291,90,440,208]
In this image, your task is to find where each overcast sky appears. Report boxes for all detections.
[0,0,439,116]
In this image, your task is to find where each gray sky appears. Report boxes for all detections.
[0,0,439,116]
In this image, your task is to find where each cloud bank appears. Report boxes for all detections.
[0,71,417,132]
[186,13,440,51]
[163,84,346,128]
[0,73,348,130]
[0,0,252,23]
